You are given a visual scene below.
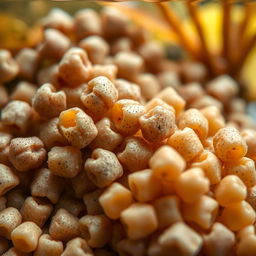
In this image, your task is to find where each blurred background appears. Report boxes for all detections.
[0,0,256,115]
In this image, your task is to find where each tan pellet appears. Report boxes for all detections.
[156,87,185,115]
[71,171,96,198]
[39,118,68,150]
[83,189,103,215]
[0,164,19,196]
[74,9,102,40]
[58,107,98,149]
[30,168,63,204]
[117,136,153,172]
[58,47,91,87]
[38,29,70,60]
[80,76,118,117]
[139,105,176,143]
[20,197,53,228]
[10,82,36,104]
[112,99,145,135]
[101,7,128,39]
[115,79,142,101]
[84,148,123,188]
[32,83,66,118]
[0,85,8,108]
[34,234,63,256]
[153,195,183,228]
[79,215,111,248]
[90,117,123,151]
[54,194,84,217]
[79,35,109,64]
[6,188,26,210]
[1,101,32,135]
[11,221,42,253]
[213,126,248,162]
[0,197,6,211]
[158,222,203,256]
[225,157,256,188]
[88,64,117,82]
[203,222,235,256]
[0,207,22,239]
[135,73,161,100]
[206,75,238,103]
[9,137,46,172]
[114,51,144,80]
[49,208,80,241]
[117,239,146,256]
[241,128,256,161]
[120,203,158,240]
[178,82,204,105]
[41,8,74,35]
[15,48,38,81]
[201,106,225,137]
[48,146,82,178]
[0,50,19,83]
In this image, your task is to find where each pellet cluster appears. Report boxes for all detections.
[0,7,256,256]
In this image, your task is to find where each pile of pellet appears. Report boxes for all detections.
[0,7,256,256]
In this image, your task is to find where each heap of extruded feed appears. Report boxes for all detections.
[0,7,256,256]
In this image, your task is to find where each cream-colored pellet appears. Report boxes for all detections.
[128,169,162,202]
[182,195,219,229]
[168,127,204,162]
[99,182,133,219]
[120,203,158,240]
[178,108,209,141]
[156,87,185,115]
[175,168,210,203]
[192,150,222,185]
[85,148,123,188]
[149,145,186,182]
[11,222,42,253]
